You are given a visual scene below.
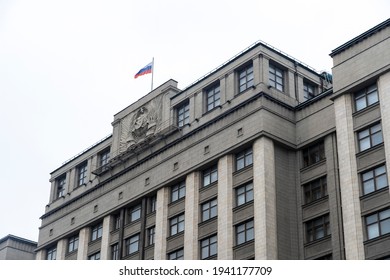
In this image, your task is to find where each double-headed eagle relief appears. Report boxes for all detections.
[119,96,162,153]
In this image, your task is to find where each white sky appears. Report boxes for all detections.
[0,0,389,242]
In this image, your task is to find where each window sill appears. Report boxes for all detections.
[169,197,185,207]
[233,200,254,212]
[167,231,184,241]
[88,237,102,246]
[201,181,218,190]
[198,216,218,227]
[302,195,329,208]
[234,239,254,250]
[352,102,379,117]
[300,158,326,172]
[233,164,253,176]
[360,186,389,200]
[356,143,384,157]
[363,232,390,245]
[304,234,331,247]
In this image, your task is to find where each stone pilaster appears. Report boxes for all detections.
[35,249,45,260]
[334,94,364,259]
[100,215,112,260]
[378,71,390,197]
[77,227,90,260]
[56,238,67,260]
[184,172,200,259]
[154,187,169,260]
[217,155,233,259]
[253,137,277,259]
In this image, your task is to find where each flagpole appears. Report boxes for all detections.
[151,57,154,91]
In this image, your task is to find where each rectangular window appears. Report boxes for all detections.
[99,148,110,167]
[111,243,119,260]
[203,165,218,187]
[149,195,157,213]
[169,213,185,236]
[168,248,184,260]
[56,175,66,198]
[236,148,253,171]
[361,165,388,195]
[46,246,57,260]
[88,251,100,260]
[147,226,155,246]
[201,198,217,222]
[358,123,383,152]
[306,215,330,242]
[206,84,221,112]
[171,181,186,202]
[91,223,103,241]
[366,208,390,240]
[302,141,325,168]
[269,64,284,91]
[77,161,88,186]
[303,82,315,100]
[303,177,327,204]
[113,214,121,231]
[236,181,254,207]
[355,84,379,111]
[67,235,79,253]
[236,219,254,245]
[125,234,140,255]
[238,64,254,93]
[177,101,190,128]
[128,204,141,223]
[200,235,217,259]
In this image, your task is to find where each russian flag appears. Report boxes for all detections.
[134,62,153,79]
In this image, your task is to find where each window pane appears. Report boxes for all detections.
[379,209,390,220]
[359,138,371,151]
[366,214,378,225]
[380,219,390,235]
[367,224,379,239]
[355,97,366,111]
[367,92,378,105]
[363,180,375,194]
[376,174,388,189]
[362,170,374,181]
[237,232,245,245]
[372,132,383,146]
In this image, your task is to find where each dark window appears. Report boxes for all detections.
[315,254,332,260]
[169,213,185,236]
[366,208,390,240]
[206,84,221,111]
[67,235,79,253]
[177,101,190,128]
[201,198,217,222]
[269,64,284,91]
[355,84,378,111]
[113,214,121,231]
[236,148,253,171]
[168,248,184,260]
[147,226,155,246]
[125,234,140,255]
[99,148,110,168]
[77,161,88,186]
[200,235,217,259]
[56,175,66,198]
[306,215,330,242]
[171,181,186,202]
[236,181,254,206]
[203,165,218,187]
[236,220,254,245]
[91,223,103,241]
[46,246,57,260]
[88,251,100,260]
[128,204,141,223]
[304,82,315,100]
[361,165,388,195]
[111,243,119,260]
[238,64,254,93]
[302,141,325,168]
[358,123,383,152]
[149,195,157,213]
[303,177,327,204]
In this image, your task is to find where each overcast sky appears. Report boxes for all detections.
[0,0,389,242]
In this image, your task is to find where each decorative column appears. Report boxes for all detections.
[217,155,234,259]
[77,227,90,260]
[184,172,200,259]
[253,137,277,259]
[154,187,169,260]
[334,94,364,259]
[56,239,67,260]
[100,215,112,260]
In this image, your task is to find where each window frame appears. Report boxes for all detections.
[200,234,217,259]
[168,248,184,260]
[111,243,119,260]
[357,123,383,152]
[365,208,390,240]
[302,141,325,168]
[361,165,388,195]
[303,176,328,204]
[77,161,88,187]
[169,213,185,236]
[235,219,254,246]
[171,181,186,203]
[238,63,254,93]
[128,204,141,223]
[203,165,218,187]
[354,84,379,112]
[177,101,190,128]
[56,174,66,199]
[303,81,316,100]
[236,148,253,171]
[201,198,218,222]
[235,181,254,207]
[205,83,221,112]
[46,246,57,260]
[125,234,140,255]
[99,148,110,167]
[269,63,284,92]
[88,251,100,260]
[147,226,155,246]
[305,214,330,243]
[67,235,79,254]
[91,223,103,241]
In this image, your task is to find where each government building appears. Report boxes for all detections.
[36,18,390,260]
